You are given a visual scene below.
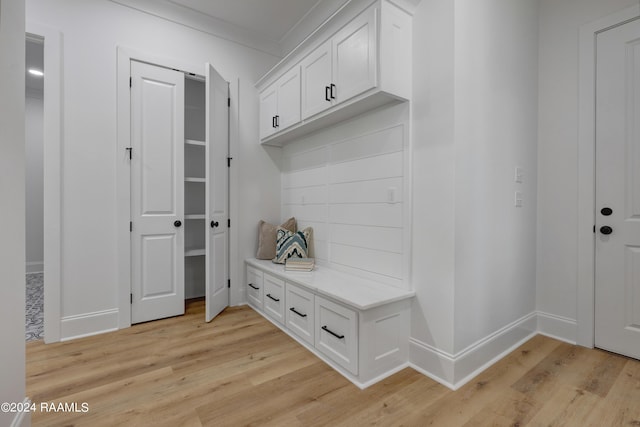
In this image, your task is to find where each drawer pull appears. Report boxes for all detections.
[321,325,344,340]
[289,307,307,318]
[248,283,260,290]
[266,293,280,302]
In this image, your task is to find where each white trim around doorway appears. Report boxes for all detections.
[26,22,63,344]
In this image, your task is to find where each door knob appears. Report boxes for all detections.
[211,220,219,228]
[600,226,613,235]
[174,220,182,227]
[601,207,613,216]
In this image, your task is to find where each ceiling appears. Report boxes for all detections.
[168,0,324,44]
[110,0,351,57]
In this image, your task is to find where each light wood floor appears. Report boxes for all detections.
[27,301,640,426]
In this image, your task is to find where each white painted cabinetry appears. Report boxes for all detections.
[263,273,285,325]
[257,0,412,146]
[258,66,301,140]
[300,41,333,119]
[245,259,413,388]
[330,5,377,106]
[285,283,315,345]
[300,6,376,120]
[315,296,359,375]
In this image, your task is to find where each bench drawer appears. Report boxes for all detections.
[285,283,315,345]
[263,273,285,325]
[246,266,263,309]
[315,296,358,375]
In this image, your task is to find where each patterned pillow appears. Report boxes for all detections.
[273,227,312,264]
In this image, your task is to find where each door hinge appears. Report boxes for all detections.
[227,98,230,107]
[126,147,132,160]
[228,279,231,288]
[227,157,232,167]
[129,77,132,88]
[130,293,133,304]
[130,221,132,232]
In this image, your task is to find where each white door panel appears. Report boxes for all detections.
[332,6,377,104]
[595,18,640,360]
[301,41,332,119]
[205,63,229,322]
[131,60,185,324]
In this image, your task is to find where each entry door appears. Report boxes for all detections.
[130,60,185,324]
[595,18,640,360]
[205,63,229,322]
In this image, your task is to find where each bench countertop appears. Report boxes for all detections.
[246,258,415,311]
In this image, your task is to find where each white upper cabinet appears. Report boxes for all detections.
[301,40,333,119]
[259,66,301,140]
[257,0,412,146]
[331,6,377,106]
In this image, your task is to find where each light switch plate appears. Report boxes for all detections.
[515,167,524,183]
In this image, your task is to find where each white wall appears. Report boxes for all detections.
[453,0,539,353]
[409,0,539,388]
[536,0,639,340]
[0,0,29,425]
[281,103,411,289]
[25,92,44,274]
[26,0,282,338]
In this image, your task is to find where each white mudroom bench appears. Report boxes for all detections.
[245,258,414,388]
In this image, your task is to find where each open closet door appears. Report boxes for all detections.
[205,63,230,322]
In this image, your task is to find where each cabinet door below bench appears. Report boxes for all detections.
[315,296,358,375]
[263,273,285,325]
[285,283,315,345]
[246,266,263,309]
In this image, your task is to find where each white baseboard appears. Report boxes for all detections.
[409,311,537,390]
[10,398,31,427]
[60,309,119,341]
[25,261,44,274]
[408,339,456,388]
[537,311,577,344]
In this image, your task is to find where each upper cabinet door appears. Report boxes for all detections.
[332,5,377,105]
[276,66,301,131]
[259,85,278,140]
[301,40,333,120]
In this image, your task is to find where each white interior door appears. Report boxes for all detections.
[205,63,229,322]
[130,60,185,324]
[595,18,640,360]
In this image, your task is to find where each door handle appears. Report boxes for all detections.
[600,226,613,235]
[272,116,276,128]
[174,220,182,227]
[330,83,336,99]
[325,86,331,102]
[601,207,613,216]
[275,115,280,128]
[211,220,219,228]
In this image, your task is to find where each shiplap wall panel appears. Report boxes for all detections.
[330,224,402,254]
[280,104,409,289]
[329,203,403,228]
[331,243,403,279]
[329,177,403,204]
[329,151,403,184]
